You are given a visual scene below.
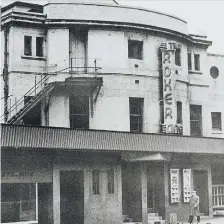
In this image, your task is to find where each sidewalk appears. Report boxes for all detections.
[181,217,224,224]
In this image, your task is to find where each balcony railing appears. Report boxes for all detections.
[69,58,101,74]
[212,185,224,208]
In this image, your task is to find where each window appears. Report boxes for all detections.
[70,96,89,129]
[211,112,222,131]
[177,101,182,124]
[24,36,32,56]
[1,183,37,223]
[190,105,202,136]
[107,168,114,194]
[92,170,100,194]
[36,37,44,57]
[194,54,200,71]
[175,48,181,66]
[210,66,219,79]
[188,52,192,70]
[128,40,143,60]
[129,97,143,132]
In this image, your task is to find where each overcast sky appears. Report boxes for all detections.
[1,0,224,54]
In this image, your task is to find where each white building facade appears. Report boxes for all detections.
[1,1,224,224]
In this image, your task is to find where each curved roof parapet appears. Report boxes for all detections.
[43,1,188,35]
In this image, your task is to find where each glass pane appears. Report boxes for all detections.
[1,183,37,223]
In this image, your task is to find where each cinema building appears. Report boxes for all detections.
[1,1,224,224]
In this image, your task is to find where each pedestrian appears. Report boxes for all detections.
[189,190,200,224]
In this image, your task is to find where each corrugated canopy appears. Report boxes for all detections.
[1,124,224,154]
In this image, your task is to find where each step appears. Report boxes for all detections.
[123,217,133,222]
[148,216,162,221]
[148,213,159,217]
[148,220,165,224]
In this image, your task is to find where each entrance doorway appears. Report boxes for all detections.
[193,170,209,216]
[60,170,84,224]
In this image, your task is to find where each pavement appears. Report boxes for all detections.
[180,217,224,224]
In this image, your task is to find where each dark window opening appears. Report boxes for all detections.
[211,112,222,131]
[194,54,200,71]
[92,170,100,194]
[128,40,143,60]
[24,36,32,56]
[1,183,37,223]
[177,101,182,124]
[188,52,192,70]
[175,48,181,66]
[129,97,143,132]
[36,37,44,57]
[190,105,202,136]
[70,96,89,129]
[107,168,115,194]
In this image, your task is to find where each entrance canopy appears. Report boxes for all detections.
[1,124,224,154]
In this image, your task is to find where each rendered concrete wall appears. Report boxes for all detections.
[53,152,122,224]
[44,3,188,35]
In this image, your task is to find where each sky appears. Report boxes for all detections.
[1,0,224,54]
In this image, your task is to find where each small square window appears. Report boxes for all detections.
[128,40,143,60]
[211,112,222,131]
[92,170,100,194]
[24,36,32,56]
[194,54,200,71]
[36,37,44,57]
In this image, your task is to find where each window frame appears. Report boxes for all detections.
[211,112,222,131]
[69,95,89,129]
[188,52,192,71]
[128,40,143,60]
[1,183,38,224]
[92,170,100,195]
[107,168,115,194]
[175,48,181,66]
[194,54,200,71]
[129,97,144,132]
[24,36,32,56]
[190,104,202,136]
[36,37,44,57]
[177,101,182,124]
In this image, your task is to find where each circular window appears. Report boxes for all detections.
[210,66,219,79]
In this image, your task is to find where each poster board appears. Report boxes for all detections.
[170,169,180,203]
[183,169,191,203]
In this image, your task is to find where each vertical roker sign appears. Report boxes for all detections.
[160,42,182,134]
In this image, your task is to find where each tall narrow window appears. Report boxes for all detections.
[190,105,202,136]
[177,101,182,124]
[36,37,44,57]
[70,96,89,129]
[24,36,32,56]
[107,168,114,194]
[211,112,222,131]
[188,52,192,70]
[129,97,144,132]
[128,40,143,60]
[175,48,181,66]
[194,54,200,71]
[1,183,37,223]
[92,170,100,194]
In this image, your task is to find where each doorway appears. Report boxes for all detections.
[193,170,209,215]
[60,170,84,224]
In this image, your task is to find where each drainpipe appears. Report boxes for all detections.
[3,27,9,122]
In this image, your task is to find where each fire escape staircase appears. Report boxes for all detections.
[3,75,56,125]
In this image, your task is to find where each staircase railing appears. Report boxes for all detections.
[1,74,51,123]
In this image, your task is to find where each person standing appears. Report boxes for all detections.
[189,190,200,224]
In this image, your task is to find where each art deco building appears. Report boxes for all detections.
[1,1,224,224]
